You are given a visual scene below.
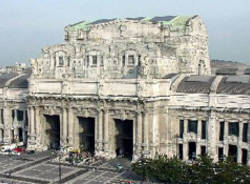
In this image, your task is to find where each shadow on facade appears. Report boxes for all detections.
[44,115,60,149]
[114,119,133,160]
[78,117,95,154]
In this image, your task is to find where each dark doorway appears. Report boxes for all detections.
[115,119,133,160]
[179,144,183,160]
[242,149,248,165]
[78,117,95,154]
[44,115,60,149]
[11,130,14,143]
[228,145,237,162]
[18,128,23,142]
[201,146,206,156]
[218,147,224,161]
[188,142,196,160]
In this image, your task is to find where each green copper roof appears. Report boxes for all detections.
[162,16,192,29]
[67,16,193,32]
[163,16,191,26]
[68,21,89,32]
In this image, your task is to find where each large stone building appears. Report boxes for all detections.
[1,16,250,165]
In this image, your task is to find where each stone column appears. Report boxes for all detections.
[27,106,36,150]
[3,106,11,144]
[197,120,202,140]
[248,150,250,166]
[142,111,149,157]
[97,109,103,154]
[134,110,142,160]
[197,119,202,156]
[207,111,217,160]
[0,109,2,125]
[0,128,3,142]
[13,110,18,141]
[29,106,35,136]
[183,119,188,160]
[35,107,40,137]
[237,146,242,164]
[103,109,109,155]
[237,122,243,163]
[62,108,68,146]
[149,110,159,158]
[224,121,229,157]
[68,107,74,146]
[224,121,228,139]
[248,122,250,165]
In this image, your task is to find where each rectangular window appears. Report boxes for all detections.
[218,147,224,161]
[201,121,206,139]
[100,56,104,66]
[243,123,248,142]
[17,110,24,121]
[86,56,89,67]
[242,149,248,165]
[25,110,28,126]
[128,55,135,65]
[122,55,125,66]
[12,110,15,121]
[0,109,3,124]
[54,56,57,67]
[0,129,4,142]
[92,55,97,65]
[138,55,141,63]
[219,121,224,141]
[179,120,184,138]
[67,56,70,67]
[201,146,206,156]
[179,144,183,160]
[59,56,64,66]
[229,122,239,136]
[188,120,198,134]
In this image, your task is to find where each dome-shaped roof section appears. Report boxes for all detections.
[0,73,19,88]
[216,76,250,95]
[176,75,215,94]
[8,68,31,88]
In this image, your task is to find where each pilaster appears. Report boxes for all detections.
[133,110,142,160]
[3,107,11,144]
[207,111,217,160]
[103,109,109,155]
[142,111,149,157]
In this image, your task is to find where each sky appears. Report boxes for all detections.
[0,0,250,66]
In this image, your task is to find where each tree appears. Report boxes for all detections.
[215,157,250,184]
[189,155,216,184]
[132,154,250,184]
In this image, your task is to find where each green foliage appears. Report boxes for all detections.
[214,157,250,184]
[131,154,250,184]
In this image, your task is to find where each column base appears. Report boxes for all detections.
[3,137,12,144]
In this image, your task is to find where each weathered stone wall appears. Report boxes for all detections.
[17,15,250,165]
[30,16,211,80]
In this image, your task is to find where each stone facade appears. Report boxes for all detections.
[0,65,29,145]
[1,16,250,165]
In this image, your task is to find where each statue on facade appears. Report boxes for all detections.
[30,58,39,75]
[138,56,150,79]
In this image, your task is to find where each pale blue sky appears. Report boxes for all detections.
[0,0,250,66]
